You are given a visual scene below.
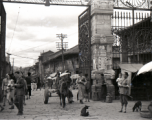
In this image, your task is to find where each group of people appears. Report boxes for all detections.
[77,72,90,104]
[0,69,130,114]
[0,71,33,115]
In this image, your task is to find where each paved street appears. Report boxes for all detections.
[0,89,151,120]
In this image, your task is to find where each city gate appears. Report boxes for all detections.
[112,0,152,100]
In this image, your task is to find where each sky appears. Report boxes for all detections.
[4,2,87,68]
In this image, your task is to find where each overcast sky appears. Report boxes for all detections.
[4,3,87,68]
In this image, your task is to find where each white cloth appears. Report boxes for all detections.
[6,79,14,101]
[116,78,123,86]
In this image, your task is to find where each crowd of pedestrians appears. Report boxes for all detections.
[0,70,130,115]
[0,71,37,115]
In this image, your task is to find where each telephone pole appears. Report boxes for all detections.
[56,33,67,73]
[12,58,14,73]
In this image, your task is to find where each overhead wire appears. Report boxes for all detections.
[7,52,37,60]
[13,39,59,53]
[13,32,78,54]
[8,7,21,52]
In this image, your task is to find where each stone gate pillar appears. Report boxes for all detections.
[90,0,116,100]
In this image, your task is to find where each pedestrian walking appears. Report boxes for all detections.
[101,74,107,102]
[84,74,90,102]
[34,77,38,91]
[119,72,130,113]
[31,77,35,91]
[2,74,9,106]
[37,76,41,90]
[6,74,15,109]
[76,72,86,104]
[22,73,28,105]
[25,72,32,99]
[14,71,25,115]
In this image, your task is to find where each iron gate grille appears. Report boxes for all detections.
[78,7,91,79]
[112,6,152,69]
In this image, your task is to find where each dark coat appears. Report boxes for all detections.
[25,76,31,86]
[15,77,25,96]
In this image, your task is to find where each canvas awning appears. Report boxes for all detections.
[119,64,143,73]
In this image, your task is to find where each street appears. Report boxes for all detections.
[0,89,150,120]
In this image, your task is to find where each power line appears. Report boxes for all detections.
[7,52,37,60]
[13,39,58,54]
[8,7,21,52]
[12,32,77,54]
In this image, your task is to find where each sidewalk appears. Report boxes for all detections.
[0,89,150,120]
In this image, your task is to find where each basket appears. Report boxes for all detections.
[140,111,152,118]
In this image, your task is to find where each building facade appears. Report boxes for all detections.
[0,3,6,101]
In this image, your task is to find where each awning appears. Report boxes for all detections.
[119,64,143,73]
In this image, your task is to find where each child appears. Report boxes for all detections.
[116,73,123,93]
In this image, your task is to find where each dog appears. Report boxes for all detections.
[81,105,89,117]
[133,101,142,112]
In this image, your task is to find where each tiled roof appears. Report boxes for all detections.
[42,45,78,64]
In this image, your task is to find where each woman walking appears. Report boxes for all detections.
[7,74,15,109]
[119,72,130,113]
[2,74,9,106]
[76,72,86,104]
[37,77,41,90]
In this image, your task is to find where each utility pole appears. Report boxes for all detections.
[12,58,14,73]
[56,33,67,73]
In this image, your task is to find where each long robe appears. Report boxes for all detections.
[77,76,86,100]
